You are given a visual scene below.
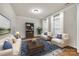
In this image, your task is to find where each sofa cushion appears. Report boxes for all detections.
[56,34,62,39]
[3,40,12,50]
[9,35,15,43]
[52,38,64,44]
[0,49,12,56]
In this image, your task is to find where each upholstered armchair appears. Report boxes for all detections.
[51,34,69,48]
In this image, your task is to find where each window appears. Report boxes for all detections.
[53,12,64,35]
[42,18,49,32]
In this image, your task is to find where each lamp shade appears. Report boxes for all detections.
[16,32,20,35]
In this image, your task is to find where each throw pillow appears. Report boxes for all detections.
[3,40,12,50]
[12,36,16,43]
[44,32,47,35]
[56,34,62,39]
[14,34,21,39]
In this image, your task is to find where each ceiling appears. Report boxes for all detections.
[11,3,72,19]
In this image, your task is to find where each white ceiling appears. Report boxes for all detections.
[11,3,71,19]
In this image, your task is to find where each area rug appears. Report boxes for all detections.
[21,39,62,56]
[43,49,62,56]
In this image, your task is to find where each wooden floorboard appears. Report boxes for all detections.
[58,47,79,56]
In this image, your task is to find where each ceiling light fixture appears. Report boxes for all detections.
[32,9,42,14]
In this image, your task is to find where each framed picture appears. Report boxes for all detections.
[0,13,11,35]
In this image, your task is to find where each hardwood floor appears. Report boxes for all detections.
[58,47,79,56]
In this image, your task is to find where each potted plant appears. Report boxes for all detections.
[37,27,42,35]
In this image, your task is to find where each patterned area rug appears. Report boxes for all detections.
[21,39,62,56]
[43,49,62,56]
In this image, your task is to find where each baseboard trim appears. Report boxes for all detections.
[63,46,77,50]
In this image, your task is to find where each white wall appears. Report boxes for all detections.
[77,4,79,53]
[55,5,77,48]
[64,5,77,48]
[15,16,41,38]
[42,4,77,48]
[51,4,77,48]
[54,5,77,48]
[0,4,16,34]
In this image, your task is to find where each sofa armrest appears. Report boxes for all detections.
[41,35,48,40]
[0,49,12,56]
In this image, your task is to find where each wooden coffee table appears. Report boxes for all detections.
[27,40,44,55]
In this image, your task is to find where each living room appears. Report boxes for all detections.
[0,3,79,56]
